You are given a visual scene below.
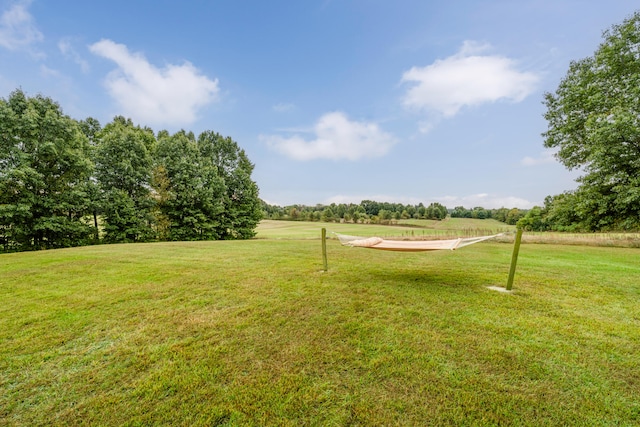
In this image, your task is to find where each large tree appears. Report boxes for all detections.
[543,11,640,230]
[153,130,262,241]
[197,131,262,239]
[0,90,94,251]
[94,117,157,242]
[154,130,225,241]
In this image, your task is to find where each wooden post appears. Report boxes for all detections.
[321,228,328,271]
[506,227,523,291]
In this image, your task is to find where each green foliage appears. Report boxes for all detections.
[425,202,448,220]
[451,206,495,220]
[505,208,525,225]
[94,117,156,243]
[150,130,262,241]
[543,11,640,230]
[155,130,225,240]
[0,89,94,251]
[378,208,393,221]
[197,131,262,239]
[150,165,172,240]
[451,206,471,218]
[78,116,101,145]
[264,199,531,227]
[0,89,263,252]
[100,189,156,243]
[517,206,546,231]
[471,206,488,219]
[540,193,580,231]
[321,206,336,222]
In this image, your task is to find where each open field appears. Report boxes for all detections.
[256,218,514,240]
[258,219,640,247]
[1,226,639,425]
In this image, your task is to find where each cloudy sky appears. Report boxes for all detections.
[0,0,636,208]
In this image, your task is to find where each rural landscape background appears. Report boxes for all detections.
[2,1,640,425]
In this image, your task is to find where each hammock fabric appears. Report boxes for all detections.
[335,233,503,252]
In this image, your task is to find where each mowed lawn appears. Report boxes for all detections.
[1,226,639,425]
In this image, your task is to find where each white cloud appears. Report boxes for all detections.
[521,149,556,166]
[39,64,60,78]
[58,39,89,73]
[262,111,398,161]
[89,39,219,127]
[0,0,43,53]
[401,40,539,126]
[435,193,536,209]
[272,102,295,112]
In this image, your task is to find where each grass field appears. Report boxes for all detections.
[1,222,639,425]
[256,218,513,240]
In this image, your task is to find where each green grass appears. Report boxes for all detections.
[1,228,639,425]
[256,218,513,240]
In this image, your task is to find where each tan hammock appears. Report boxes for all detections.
[335,233,503,252]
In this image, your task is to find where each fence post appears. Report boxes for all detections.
[321,228,328,271]
[506,227,523,291]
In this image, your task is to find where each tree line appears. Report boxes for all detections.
[0,90,262,252]
[262,200,448,223]
[262,200,527,225]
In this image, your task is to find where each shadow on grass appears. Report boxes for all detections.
[328,255,511,295]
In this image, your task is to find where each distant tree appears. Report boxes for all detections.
[425,202,448,220]
[417,204,426,218]
[505,208,524,225]
[451,206,471,218]
[288,207,299,220]
[543,11,640,230]
[361,200,381,216]
[345,205,357,222]
[471,207,488,220]
[353,206,366,223]
[261,200,286,220]
[0,90,94,251]
[492,207,509,223]
[517,206,546,231]
[321,207,335,222]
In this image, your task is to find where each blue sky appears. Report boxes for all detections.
[0,0,636,208]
